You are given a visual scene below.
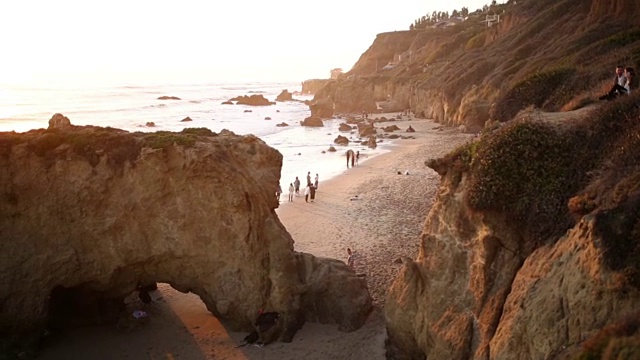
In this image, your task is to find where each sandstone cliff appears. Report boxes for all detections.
[0,115,372,354]
[385,96,640,359]
[310,0,640,130]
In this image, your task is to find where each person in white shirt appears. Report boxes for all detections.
[288,183,295,202]
[304,184,310,203]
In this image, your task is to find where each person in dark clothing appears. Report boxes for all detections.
[309,184,316,202]
[346,150,351,168]
[294,177,300,195]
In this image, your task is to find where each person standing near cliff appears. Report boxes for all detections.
[294,177,300,195]
[346,150,351,168]
[306,172,311,187]
[355,151,360,166]
[314,173,319,190]
[276,184,282,202]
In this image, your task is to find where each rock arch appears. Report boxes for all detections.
[0,120,372,351]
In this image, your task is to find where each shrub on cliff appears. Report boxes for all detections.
[465,119,583,246]
[491,67,575,122]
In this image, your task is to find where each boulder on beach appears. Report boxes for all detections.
[48,113,71,129]
[276,90,293,102]
[367,136,377,149]
[383,125,401,132]
[358,123,377,137]
[229,94,274,106]
[328,146,337,152]
[339,123,353,132]
[180,117,193,122]
[276,122,289,127]
[300,116,323,127]
[158,96,181,100]
[334,135,349,146]
[406,126,415,133]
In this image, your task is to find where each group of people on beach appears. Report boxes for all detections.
[280,172,319,203]
[600,65,638,100]
[346,150,360,168]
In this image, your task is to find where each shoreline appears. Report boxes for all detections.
[37,117,473,360]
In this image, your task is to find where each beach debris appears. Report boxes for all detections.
[350,195,361,201]
[157,96,181,100]
[180,117,193,122]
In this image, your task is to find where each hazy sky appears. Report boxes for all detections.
[2,0,497,85]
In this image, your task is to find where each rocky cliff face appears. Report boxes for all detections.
[385,99,640,359]
[309,0,640,130]
[0,115,372,351]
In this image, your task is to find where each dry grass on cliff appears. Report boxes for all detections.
[432,94,640,276]
[571,312,640,359]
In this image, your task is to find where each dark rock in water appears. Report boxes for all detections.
[358,123,377,137]
[221,101,234,105]
[276,110,280,113]
[300,116,323,127]
[328,146,337,152]
[145,122,156,127]
[406,126,415,133]
[180,117,193,122]
[383,125,401,132]
[275,90,293,102]
[158,96,181,100]
[367,136,377,149]
[321,151,326,154]
[244,110,252,113]
[265,117,272,120]
[387,134,400,139]
[48,113,72,129]
[334,135,349,145]
[276,122,289,127]
[339,123,353,132]
[229,94,274,106]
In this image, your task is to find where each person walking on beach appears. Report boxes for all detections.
[309,184,316,202]
[347,248,355,269]
[351,152,355,168]
[314,173,319,190]
[346,149,354,168]
[304,184,310,202]
[288,183,294,202]
[306,172,312,187]
[294,177,300,195]
[276,184,282,202]
[355,151,360,166]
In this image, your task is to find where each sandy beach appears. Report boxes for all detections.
[38,117,472,360]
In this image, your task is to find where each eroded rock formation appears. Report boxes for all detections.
[0,116,372,352]
[385,101,640,359]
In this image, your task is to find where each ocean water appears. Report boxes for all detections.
[0,81,391,195]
